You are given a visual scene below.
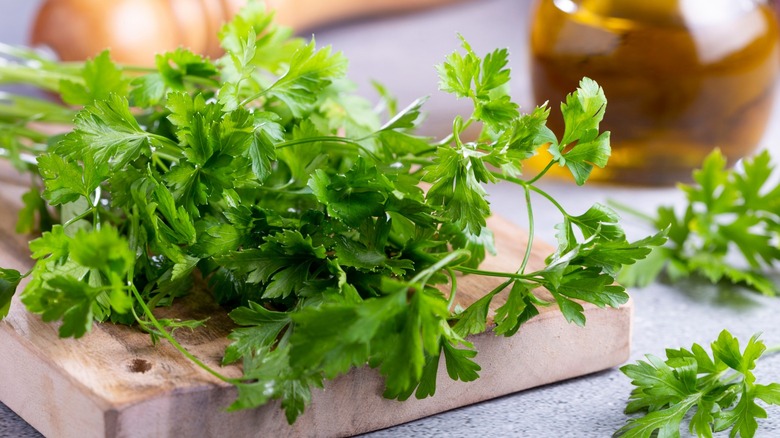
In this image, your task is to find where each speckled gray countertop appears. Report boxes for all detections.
[2,0,780,437]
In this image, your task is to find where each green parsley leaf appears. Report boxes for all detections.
[620,149,780,295]
[264,39,348,117]
[617,330,780,438]
[60,51,128,106]
[223,301,291,365]
[548,77,610,185]
[56,94,171,168]
[0,268,22,318]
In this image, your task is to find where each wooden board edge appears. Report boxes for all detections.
[1,298,632,438]
[117,299,634,438]
[0,323,109,438]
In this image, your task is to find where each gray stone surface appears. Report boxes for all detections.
[2,0,780,436]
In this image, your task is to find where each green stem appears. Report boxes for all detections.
[130,286,237,384]
[240,88,270,107]
[184,75,220,88]
[526,159,556,185]
[149,133,182,151]
[410,249,471,287]
[454,266,531,280]
[119,65,156,73]
[528,184,571,218]
[491,170,571,218]
[400,157,433,167]
[276,136,381,162]
[147,133,183,162]
[0,65,81,91]
[446,267,458,310]
[63,207,95,228]
[91,187,101,229]
[518,185,535,275]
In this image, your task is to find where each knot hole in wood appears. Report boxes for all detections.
[128,358,152,373]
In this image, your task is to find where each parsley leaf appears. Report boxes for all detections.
[617,330,780,438]
[0,268,22,318]
[548,78,610,185]
[620,149,780,295]
[60,51,128,106]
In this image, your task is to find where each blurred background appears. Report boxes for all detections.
[0,0,529,138]
[3,0,779,186]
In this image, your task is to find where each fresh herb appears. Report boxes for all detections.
[619,149,780,296]
[617,330,780,438]
[0,3,660,423]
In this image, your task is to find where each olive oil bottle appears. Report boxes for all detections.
[529,0,780,185]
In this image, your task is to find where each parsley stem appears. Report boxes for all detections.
[518,185,534,275]
[119,65,156,72]
[526,159,556,185]
[130,285,238,384]
[149,133,182,152]
[240,88,270,106]
[410,249,470,287]
[446,267,458,310]
[276,136,381,162]
[400,157,433,166]
[528,184,570,218]
[0,65,81,92]
[63,207,95,228]
[455,266,531,280]
[491,171,571,218]
[184,75,221,88]
[91,187,101,229]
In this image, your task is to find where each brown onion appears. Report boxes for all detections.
[30,0,463,65]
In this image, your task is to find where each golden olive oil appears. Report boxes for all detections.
[529,0,780,185]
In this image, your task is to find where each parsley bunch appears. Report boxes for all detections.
[0,3,659,422]
[619,149,780,296]
[617,330,780,438]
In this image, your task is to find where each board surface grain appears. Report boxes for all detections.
[0,164,632,438]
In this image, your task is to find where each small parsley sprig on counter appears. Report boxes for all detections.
[619,149,780,296]
[617,330,780,438]
[0,2,661,423]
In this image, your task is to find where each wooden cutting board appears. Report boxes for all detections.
[0,165,632,438]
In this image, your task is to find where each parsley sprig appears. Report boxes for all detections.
[0,3,660,422]
[619,149,780,296]
[617,330,780,438]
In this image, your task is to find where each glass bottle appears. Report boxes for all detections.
[529,0,780,185]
